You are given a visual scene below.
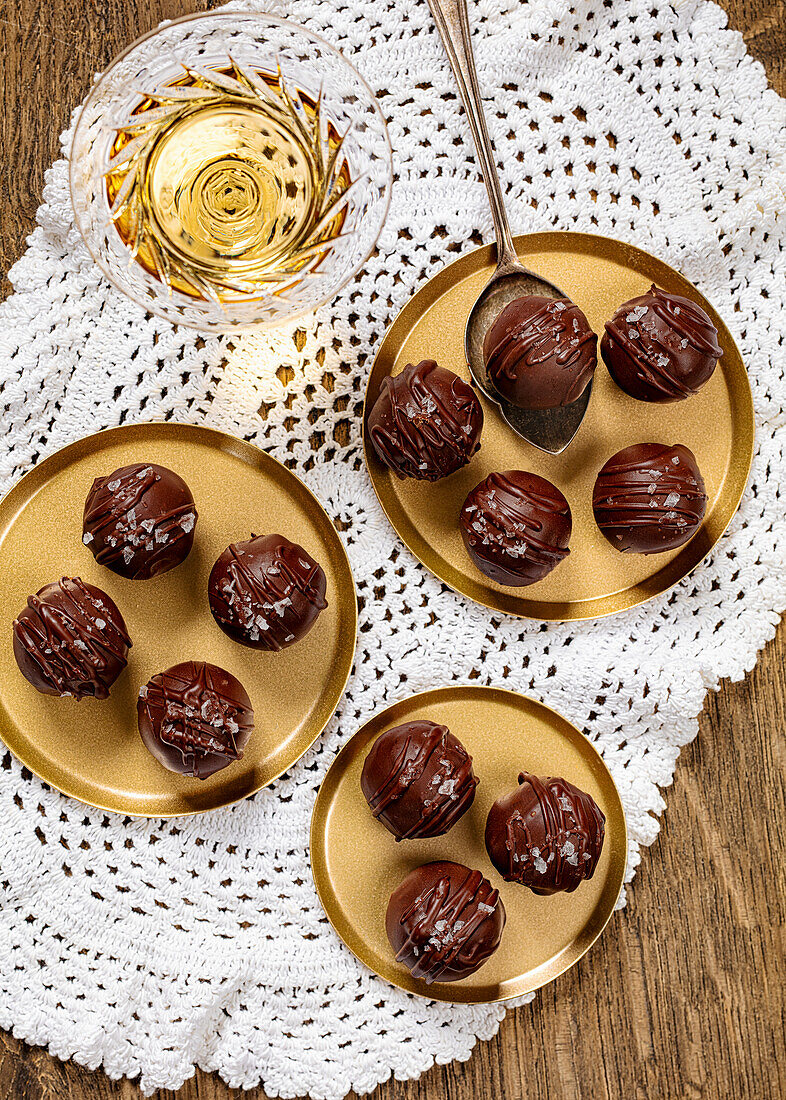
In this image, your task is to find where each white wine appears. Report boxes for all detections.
[105,64,352,301]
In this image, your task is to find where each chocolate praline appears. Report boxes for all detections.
[83,462,198,580]
[460,470,572,587]
[208,533,328,651]
[483,295,597,409]
[386,861,506,983]
[360,719,478,841]
[593,442,707,554]
[485,772,605,895]
[367,359,483,481]
[137,660,254,779]
[601,285,722,402]
[12,577,131,700]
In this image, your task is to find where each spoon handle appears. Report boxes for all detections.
[426,0,520,273]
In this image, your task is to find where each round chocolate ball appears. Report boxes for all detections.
[386,861,505,984]
[208,533,328,651]
[367,359,483,481]
[593,442,707,554]
[83,462,198,580]
[485,772,605,895]
[483,295,597,409]
[360,719,478,841]
[460,470,572,587]
[137,660,254,780]
[601,285,722,402]
[12,577,131,700]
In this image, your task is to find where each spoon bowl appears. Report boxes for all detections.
[465,265,593,454]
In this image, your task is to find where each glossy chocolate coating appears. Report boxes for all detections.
[83,462,197,580]
[483,296,597,410]
[367,359,483,481]
[12,577,131,700]
[137,660,254,779]
[208,533,328,651]
[601,285,722,402]
[485,773,605,895]
[360,719,478,841]
[593,443,707,554]
[386,861,506,983]
[460,470,572,587]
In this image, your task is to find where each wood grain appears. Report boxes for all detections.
[0,2,784,1099]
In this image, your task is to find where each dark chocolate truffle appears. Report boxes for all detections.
[367,359,483,481]
[360,719,478,841]
[483,295,597,409]
[593,442,707,554]
[485,773,605,895]
[460,470,571,587]
[12,577,131,700]
[386,861,505,983]
[83,462,197,580]
[601,285,722,402]
[208,533,327,651]
[137,660,253,779]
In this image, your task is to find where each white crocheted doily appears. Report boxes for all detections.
[0,0,783,1096]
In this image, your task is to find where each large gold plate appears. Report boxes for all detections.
[0,423,357,816]
[311,686,626,1004]
[364,232,754,619]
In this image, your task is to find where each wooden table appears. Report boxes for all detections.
[0,2,783,1098]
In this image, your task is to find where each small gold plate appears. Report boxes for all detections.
[364,232,754,620]
[0,423,357,816]
[311,686,626,1004]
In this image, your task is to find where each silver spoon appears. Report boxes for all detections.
[427,0,592,454]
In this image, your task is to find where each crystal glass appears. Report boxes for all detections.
[69,13,392,332]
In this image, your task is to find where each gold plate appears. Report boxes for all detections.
[0,423,357,816]
[311,686,626,1003]
[364,232,754,619]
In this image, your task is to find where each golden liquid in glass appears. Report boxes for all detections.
[106,67,351,301]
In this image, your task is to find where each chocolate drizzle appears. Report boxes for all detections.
[137,660,254,779]
[208,533,328,651]
[386,861,505,984]
[12,577,131,700]
[601,285,722,402]
[83,462,197,580]
[460,471,572,587]
[485,773,605,895]
[360,719,478,841]
[593,442,707,554]
[367,360,483,481]
[483,296,597,409]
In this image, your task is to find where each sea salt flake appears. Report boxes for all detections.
[82,532,94,545]
[434,920,447,933]
[664,492,680,507]
[138,685,148,700]
[672,455,680,465]
[553,301,566,311]
[155,529,168,543]
[626,305,648,323]
[477,903,495,915]
[648,483,657,495]
[560,840,576,857]
[122,547,134,564]
[627,327,639,339]
[107,479,121,492]
[95,618,106,630]
[180,513,195,534]
[437,779,456,797]
[533,857,548,874]
[558,796,572,811]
